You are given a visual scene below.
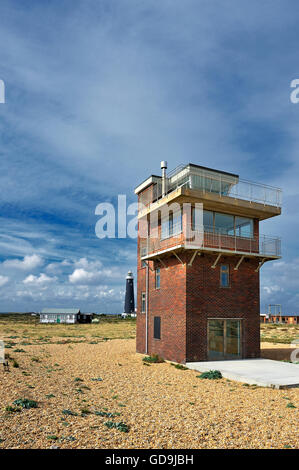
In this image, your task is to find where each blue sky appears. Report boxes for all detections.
[0,0,299,313]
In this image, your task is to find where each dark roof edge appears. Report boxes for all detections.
[188,163,239,179]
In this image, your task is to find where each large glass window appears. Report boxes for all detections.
[161,218,170,239]
[235,217,253,238]
[179,208,254,238]
[214,213,234,235]
[203,210,214,232]
[161,211,182,239]
[208,319,242,359]
[172,211,182,236]
[192,208,213,232]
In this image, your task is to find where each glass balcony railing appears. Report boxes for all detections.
[140,164,282,208]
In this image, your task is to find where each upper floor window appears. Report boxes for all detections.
[161,211,182,239]
[192,209,254,238]
[235,217,253,238]
[215,213,234,236]
[155,268,160,289]
[220,264,229,287]
[192,208,213,232]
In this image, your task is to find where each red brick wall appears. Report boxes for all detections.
[186,253,260,362]
[136,250,260,363]
[136,253,187,363]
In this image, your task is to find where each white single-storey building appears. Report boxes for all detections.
[40,308,93,324]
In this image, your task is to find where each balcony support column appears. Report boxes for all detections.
[172,251,184,265]
[255,258,267,272]
[188,250,201,266]
[211,253,222,269]
[157,257,167,269]
[234,255,245,271]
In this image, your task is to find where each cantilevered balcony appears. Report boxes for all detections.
[140,225,281,261]
[136,164,282,221]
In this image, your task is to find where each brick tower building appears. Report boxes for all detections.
[135,162,282,363]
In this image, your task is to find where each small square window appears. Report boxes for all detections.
[155,268,160,289]
[154,316,161,339]
[141,292,146,313]
[220,264,229,287]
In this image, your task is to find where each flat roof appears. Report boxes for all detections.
[135,163,239,194]
[188,163,239,179]
[41,308,80,314]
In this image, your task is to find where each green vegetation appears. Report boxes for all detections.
[104,421,129,433]
[5,405,21,413]
[197,370,222,380]
[13,398,38,409]
[142,354,165,363]
[170,363,188,370]
[95,410,121,418]
[62,409,78,416]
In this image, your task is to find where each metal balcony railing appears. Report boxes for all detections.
[140,165,282,208]
[140,227,281,259]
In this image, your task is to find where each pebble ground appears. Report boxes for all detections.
[0,339,298,449]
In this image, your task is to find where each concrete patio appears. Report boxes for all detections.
[186,358,299,389]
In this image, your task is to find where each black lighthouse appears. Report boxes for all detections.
[124,270,135,316]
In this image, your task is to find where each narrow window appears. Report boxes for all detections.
[155,268,160,289]
[154,316,161,339]
[161,211,182,239]
[172,211,182,236]
[220,264,229,287]
[235,216,253,238]
[141,292,146,313]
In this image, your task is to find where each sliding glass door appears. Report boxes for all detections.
[208,319,242,360]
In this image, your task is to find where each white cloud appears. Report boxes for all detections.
[23,273,56,285]
[74,258,102,269]
[69,268,101,285]
[0,275,9,287]
[3,254,43,271]
[263,285,284,295]
[69,257,122,285]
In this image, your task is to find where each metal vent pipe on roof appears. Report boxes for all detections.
[161,161,168,196]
